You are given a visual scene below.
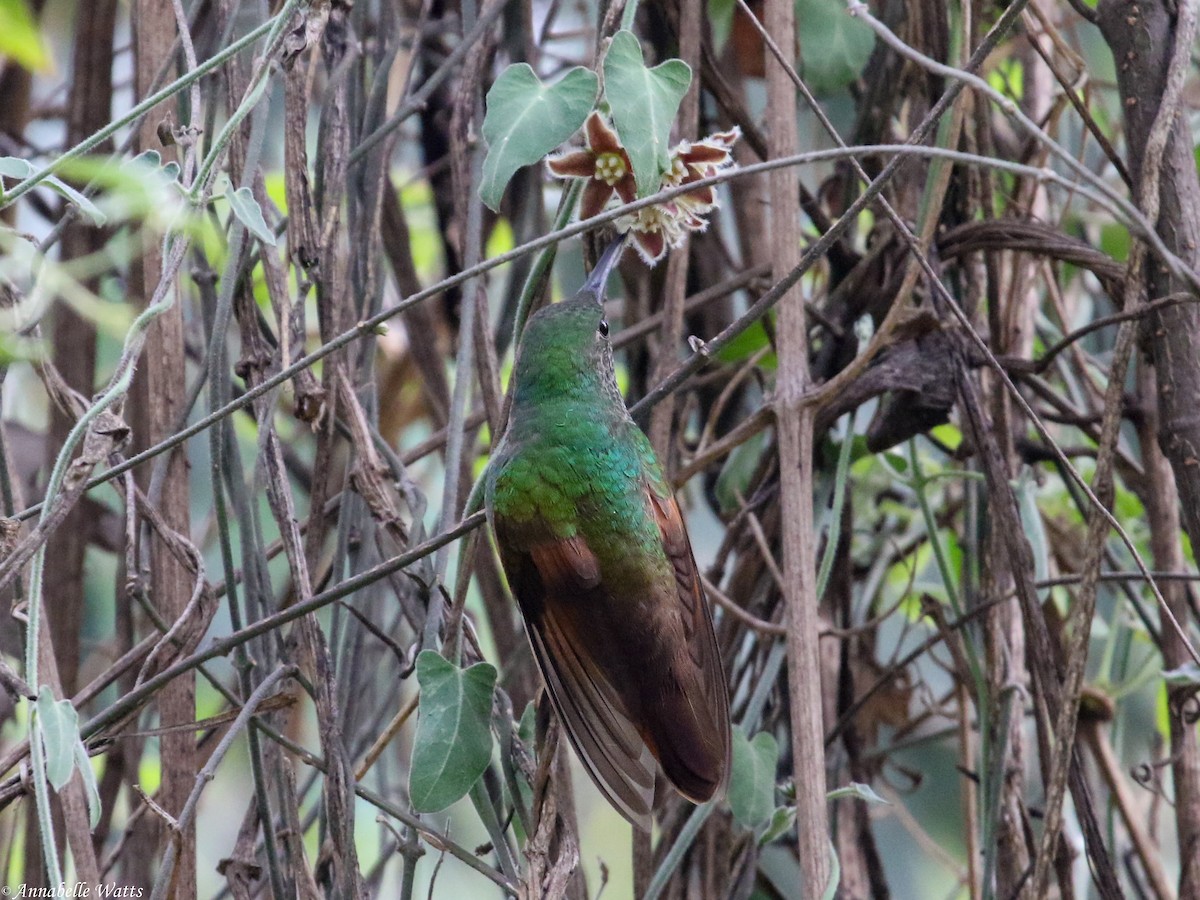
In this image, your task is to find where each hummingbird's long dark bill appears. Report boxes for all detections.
[578,233,628,305]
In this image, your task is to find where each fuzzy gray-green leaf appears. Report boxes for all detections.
[409,651,498,813]
[36,686,78,792]
[728,729,778,829]
[797,0,875,92]
[480,64,599,211]
[603,30,692,197]
[225,185,277,245]
[826,781,888,804]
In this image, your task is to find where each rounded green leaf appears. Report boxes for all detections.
[728,729,778,829]
[603,30,692,197]
[409,650,499,813]
[0,156,34,179]
[797,0,875,92]
[480,64,599,211]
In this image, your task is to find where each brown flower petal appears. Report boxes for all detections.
[547,150,597,178]
[613,173,637,206]
[678,143,732,166]
[708,128,740,146]
[580,177,616,220]
[632,228,666,264]
[680,184,716,208]
[585,111,622,155]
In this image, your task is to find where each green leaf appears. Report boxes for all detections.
[480,64,599,211]
[45,174,106,226]
[930,423,962,452]
[603,30,692,197]
[73,740,101,828]
[128,150,181,186]
[758,804,796,845]
[797,0,875,92]
[716,318,774,367]
[409,650,498,813]
[826,781,888,804]
[729,730,778,829]
[36,687,78,792]
[517,700,537,746]
[1163,662,1200,688]
[707,0,736,51]
[225,186,277,245]
[0,0,50,73]
[1015,474,1049,593]
[1099,222,1130,262]
[0,156,106,225]
[715,429,769,516]
[0,156,33,179]
[35,687,102,827]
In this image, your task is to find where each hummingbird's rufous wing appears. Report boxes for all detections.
[641,487,732,803]
[495,485,730,829]
[499,534,657,830]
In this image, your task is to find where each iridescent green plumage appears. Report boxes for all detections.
[484,240,731,829]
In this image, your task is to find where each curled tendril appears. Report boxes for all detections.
[1178,692,1200,726]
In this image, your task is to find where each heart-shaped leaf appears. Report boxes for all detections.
[35,687,102,827]
[728,729,778,829]
[797,0,875,92]
[603,30,692,197]
[480,64,599,211]
[37,686,79,791]
[409,651,498,813]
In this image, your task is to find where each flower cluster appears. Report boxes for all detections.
[547,112,739,265]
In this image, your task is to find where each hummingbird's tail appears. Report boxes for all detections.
[578,233,627,304]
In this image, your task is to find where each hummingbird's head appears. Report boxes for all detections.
[511,237,626,409]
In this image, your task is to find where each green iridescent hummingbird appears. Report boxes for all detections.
[484,237,731,830]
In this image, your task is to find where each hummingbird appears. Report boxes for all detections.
[484,237,731,830]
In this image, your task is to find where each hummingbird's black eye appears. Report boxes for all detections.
[598,319,609,337]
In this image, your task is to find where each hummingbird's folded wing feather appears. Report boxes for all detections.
[500,536,656,830]
[643,487,732,802]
